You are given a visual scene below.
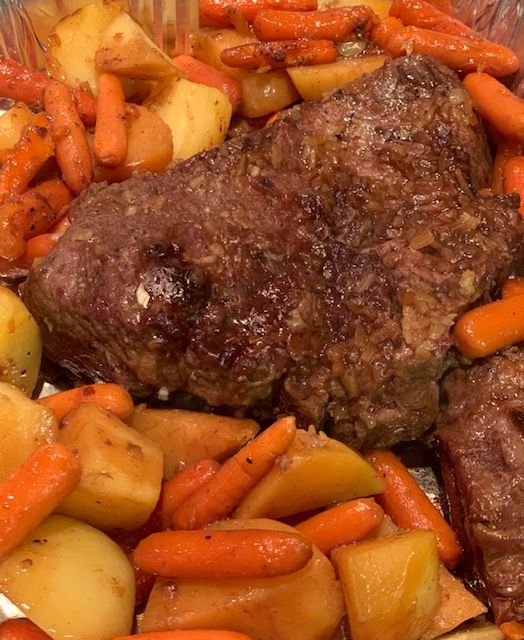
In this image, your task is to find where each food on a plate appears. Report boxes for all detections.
[93,73,128,168]
[436,349,524,625]
[0,515,136,640]
[0,104,33,157]
[38,381,134,420]
[23,55,522,448]
[220,39,339,70]
[504,157,524,218]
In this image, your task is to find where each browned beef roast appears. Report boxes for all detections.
[436,350,524,624]
[23,55,523,447]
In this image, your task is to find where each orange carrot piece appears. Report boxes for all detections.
[93,73,127,168]
[162,459,221,528]
[38,383,134,421]
[504,156,524,218]
[500,621,524,640]
[112,631,254,640]
[0,112,54,206]
[425,0,453,13]
[200,0,317,27]
[43,81,93,195]
[492,142,523,194]
[134,528,313,578]
[501,278,524,299]
[0,179,72,260]
[24,233,58,261]
[172,55,242,112]
[173,416,296,529]
[389,0,470,35]
[72,88,97,128]
[221,39,337,70]
[253,6,376,42]
[364,449,462,569]
[464,73,524,146]
[373,23,519,77]
[453,295,524,359]
[295,498,384,554]
[265,111,283,126]
[0,443,81,560]
[370,16,405,50]
[0,619,52,640]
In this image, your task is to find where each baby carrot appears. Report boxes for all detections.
[425,0,453,13]
[504,156,524,218]
[464,73,524,146]
[221,39,337,70]
[24,233,58,261]
[389,0,470,35]
[134,528,313,578]
[364,449,462,569]
[500,621,524,640]
[172,55,242,112]
[72,88,97,128]
[112,631,254,640]
[453,295,524,359]
[501,278,524,299]
[200,0,317,27]
[93,73,127,168]
[0,619,52,640]
[173,416,296,529]
[492,142,523,194]
[0,443,81,560]
[295,498,384,554]
[253,6,376,42]
[370,16,404,50]
[162,459,221,528]
[0,112,54,206]
[38,383,134,421]
[43,81,93,195]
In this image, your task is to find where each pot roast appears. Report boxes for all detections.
[23,54,522,448]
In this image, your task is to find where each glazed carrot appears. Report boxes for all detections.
[501,278,524,299]
[162,459,221,528]
[38,383,134,421]
[72,88,97,128]
[43,81,93,195]
[221,39,337,70]
[134,528,313,578]
[295,498,384,554]
[253,6,376,42]
[504,156,524,218]
[93,73,127,168]
[492,142,523,194]
[0,112,54,206]
[172,55,242,112]
[0,619,52,640]
[370,16,405,50]
[200,0,317,27]
[0,443,81,560]
[453,294,524,359]
[24,233,58,261]
[0,179,72,260]
[500,621,524,640]
[374,24,519,77]
[464,73,524,146]
[173,416,296,529]
[112,630,253,640]
[389,0,470,36]
[364,449,462,568]
[426,0,453,13]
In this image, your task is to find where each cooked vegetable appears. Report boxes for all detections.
[200,0,318,27]
[92,72,128,167]
[492,141,522,194]
[321,0,391,18]
[0,514,136,640]
[364,448,462,568]
[0,103,33,156]
[501,278,524,299]
[0,443,81,560]
[500,621,524,640]
[114,631,254,640]
[504,156,524,218]
[56,403,163,530]
[39,382,134,421]
[0,619,52,640]
[24,233,58,261]
[252,6,376,42]
[134,528,313,578]
[0,290,42,395]
[221,40,338,70]
[295,497,384,554]
[389,0,470,35]
[333,530,441,640]
[128,407,259,479]
[173,416,296,529]
[233,429,384,519]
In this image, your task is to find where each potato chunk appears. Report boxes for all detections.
[56,403,163,530]
[332,530,441,640]
[128,407,259,478]
[0,382,57,482]
[140,518,344,640]
[0,515,135,640]
[0,104,33,157]
[233,428,384,519]
[0,286,42,395]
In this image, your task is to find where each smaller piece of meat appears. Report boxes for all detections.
[436,349,524,624]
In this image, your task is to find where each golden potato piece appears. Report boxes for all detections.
[0,103,33,157]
